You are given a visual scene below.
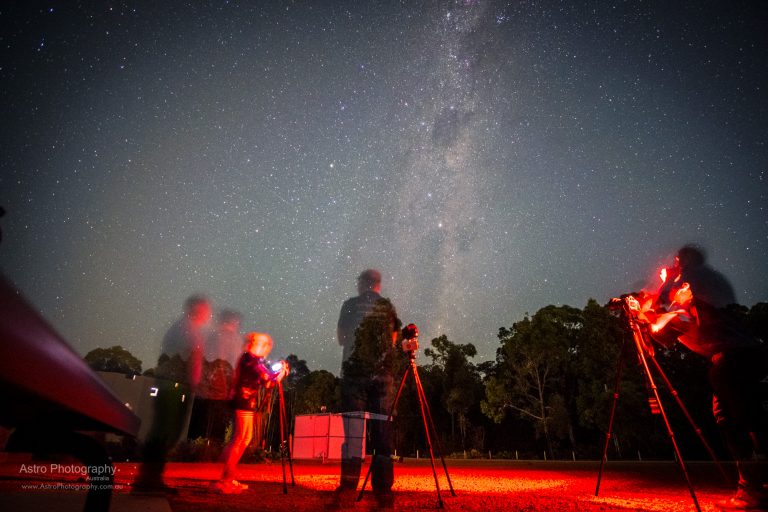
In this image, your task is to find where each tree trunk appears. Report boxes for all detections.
[537,369,554,460]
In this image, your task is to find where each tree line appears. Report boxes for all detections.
[85,300,768,460]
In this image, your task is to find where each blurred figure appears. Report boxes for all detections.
[653,246,767,511]
[213,332,287,494]
[133,294,212,493]
[190,309,243,441]
[157,294,212,390]
[335,269,402,508]
[206,309,244,368]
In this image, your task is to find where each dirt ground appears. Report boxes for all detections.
[0,458,739,512]
[162,459,735,512]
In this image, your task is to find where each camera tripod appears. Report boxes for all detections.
[264,379,295,494]
[356,349,456,508]
[594,296,730,512]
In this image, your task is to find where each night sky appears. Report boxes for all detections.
[1,1,766,373]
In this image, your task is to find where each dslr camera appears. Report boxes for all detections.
[401,323,419,352]
[269,360,289,381]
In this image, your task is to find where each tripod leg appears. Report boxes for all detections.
[261,387,277,451]
[411,364,444,508]
[357,365,410,502]
[357,454,375,502]
[251,388,275,455]
[634,329,702,512]
[595,335,627,496]
[413,366,456,497]
[276,383,288,494]
[646,354,732,485]
[278,382,295,486]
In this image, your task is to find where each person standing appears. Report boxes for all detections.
[206,309,244,369]
[336,269,402,507]
[134,294,212,493]
[214,332,286,494]
[157,294,212,391]
[197,309,243,441]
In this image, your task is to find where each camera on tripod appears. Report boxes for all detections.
[606,294,643,314]
[268,360,289,381]
[401,323,419,353]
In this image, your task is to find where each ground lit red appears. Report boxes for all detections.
[0,459,736,511]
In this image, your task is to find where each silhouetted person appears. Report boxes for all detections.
[654,246,767,511]
[336,269,402,508]
[133,294,212,493]
[213,332,287,494]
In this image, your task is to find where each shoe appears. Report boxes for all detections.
[211,479,245,494]
[231,480,249,491]
[717,488,768,511]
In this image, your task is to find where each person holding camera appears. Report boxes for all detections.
[652,246,767,511]
[213,331,287,494]
[336,269,402,507]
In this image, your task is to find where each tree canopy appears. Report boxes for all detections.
[84,345,142,375]
[424,334,482,449]
[481,304,583,458]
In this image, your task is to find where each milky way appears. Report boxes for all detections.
[1,1,766,372]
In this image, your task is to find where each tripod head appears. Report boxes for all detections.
[608,294,657,357]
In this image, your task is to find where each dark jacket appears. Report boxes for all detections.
[231,352,275,411]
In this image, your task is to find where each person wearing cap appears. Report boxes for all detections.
[335,269,402,507]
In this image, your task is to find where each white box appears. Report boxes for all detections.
[292,412,372,460]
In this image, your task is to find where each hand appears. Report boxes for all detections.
[276,361,289,382]
[673,283,692,306]
[650,311,679,333]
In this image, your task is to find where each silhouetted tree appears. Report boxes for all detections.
[152,353,188,383]
[746,302,768,343]
[482,305,582,458]
[293,369,339,415]
[424,334,481,449]
[84,345,142,375]
[284,354,310,387]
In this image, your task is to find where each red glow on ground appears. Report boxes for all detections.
[0,458,736,511]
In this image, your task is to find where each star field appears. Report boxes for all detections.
[1,1,766,372]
